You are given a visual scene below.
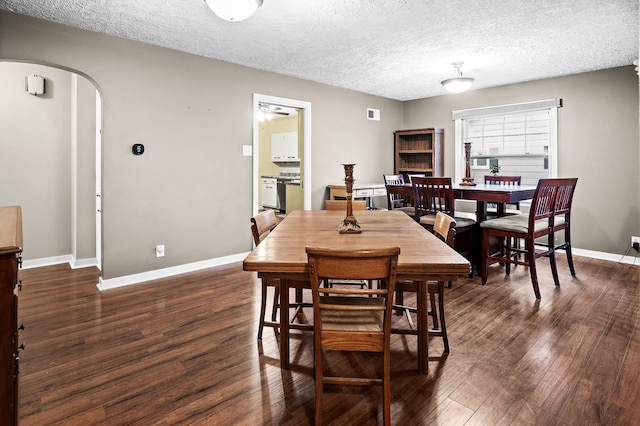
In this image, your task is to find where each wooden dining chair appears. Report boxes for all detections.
[251,210,312,340]
[392,212,455,353]
[306,246,400,426]
[480,178,578,299]
[382,174,414,215]
[412,177,476,268]
[484,175,523,216]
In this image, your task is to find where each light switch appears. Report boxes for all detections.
[242,145,252,156]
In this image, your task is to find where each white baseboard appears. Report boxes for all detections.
[96,252,250,291]
[572,247,639,266]
[22,255,73,269]
[22,255,99,270]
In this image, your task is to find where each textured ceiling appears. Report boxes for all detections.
[1,0,638,101]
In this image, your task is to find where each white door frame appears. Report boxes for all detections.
[252,94,312,215]
[95,90,102,269]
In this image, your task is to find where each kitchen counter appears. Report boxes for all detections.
[262,175,300,184]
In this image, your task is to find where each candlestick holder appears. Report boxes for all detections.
[460,141,477,186]
[338,163,361,233]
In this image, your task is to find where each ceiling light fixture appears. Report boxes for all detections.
[203,0,263,22]
[441,61,475,93]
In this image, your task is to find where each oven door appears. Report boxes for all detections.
[276,181,286,212]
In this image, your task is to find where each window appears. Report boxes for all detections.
[453,99,561,185]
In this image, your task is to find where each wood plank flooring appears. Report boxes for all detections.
[16,254,640,425]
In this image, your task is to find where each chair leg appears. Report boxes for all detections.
[565,227,576,276]
[481,228,490,285]
[549,231,560,287]
[527,240,541,299]
[505,236,512,275]
[315,344,323,425]
[429,290,438,330]
[437,281,449,353]
[258,280,268,340]
[383,348,391,425]
[271,287,279,322]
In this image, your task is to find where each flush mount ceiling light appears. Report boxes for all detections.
[204,0,263,22]
[441,61,475,93]
[257,104,292,121]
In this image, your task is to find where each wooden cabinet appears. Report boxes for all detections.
[0,206,22,426]
[394,128,444,181]
[271,131,299,162]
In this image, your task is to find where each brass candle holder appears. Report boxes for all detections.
[460,141,477,186]
[338,163,361,234]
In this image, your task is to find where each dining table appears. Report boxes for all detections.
[385,182,537,222]
[243,209,471,374]
[386,182,537,272]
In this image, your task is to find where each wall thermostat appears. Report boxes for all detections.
[132,144,145,155]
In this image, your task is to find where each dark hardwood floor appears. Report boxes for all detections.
[16,254,640,425]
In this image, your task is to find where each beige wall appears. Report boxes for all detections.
[403,67,640,254]
[0,62,97,261]
[0,62,70,258]
[0,11,403,279]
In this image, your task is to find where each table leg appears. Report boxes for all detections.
[476,200,487,223]
[416,280,429,374]
[280,279,290,370]
[471,201,488,276]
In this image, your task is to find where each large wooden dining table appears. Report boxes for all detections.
[243,209,470,374]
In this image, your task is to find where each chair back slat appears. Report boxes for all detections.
[383,174,404,185]
[528,178,579,235]
[412,176,455,219]
[407,173,426,183]
[530,181,557,221]
[307,247,400,282]
[484,175,521,186]
[554,178,578,215]
[306,246,400,330]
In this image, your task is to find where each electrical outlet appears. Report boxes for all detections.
[155,244,165,257]
[632,236,640,245]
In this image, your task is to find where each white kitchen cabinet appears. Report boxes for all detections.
[271,131,299,162]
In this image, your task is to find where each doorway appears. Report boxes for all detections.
[252,94,312,215]
[0,61,102,271]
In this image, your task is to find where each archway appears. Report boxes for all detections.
[0,60,103,272]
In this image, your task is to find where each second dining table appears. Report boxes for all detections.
[385,181,537,222]
[386,181,537,273]
[243,209,471,374]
